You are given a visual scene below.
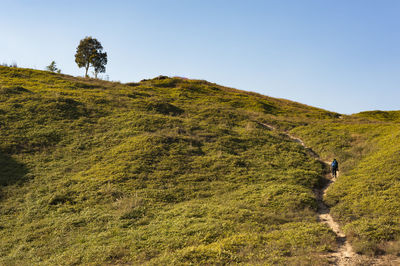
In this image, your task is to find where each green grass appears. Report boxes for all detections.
[354,110,400,122]
[291,119,400,255]
[0,66,399,264]
[0,66,339,265]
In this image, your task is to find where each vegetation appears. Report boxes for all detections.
[1,62,18,67]
[290,119,400,255]
[46,61,61,73]
[75,36,107,78]
[0,66,399,264]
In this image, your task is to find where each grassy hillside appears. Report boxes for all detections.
[0,66,399,264]
[354,110,400,122]
[290,118,400,255]
[0,66,340,265]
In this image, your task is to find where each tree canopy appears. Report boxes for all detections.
[75,36,107,78]
[46,61,61,73]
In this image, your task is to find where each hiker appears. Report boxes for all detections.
[331,159,339,178]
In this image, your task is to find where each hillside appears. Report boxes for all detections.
[291,116,400,256]
[0,66,399,265]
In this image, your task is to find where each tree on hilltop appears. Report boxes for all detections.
[46,61,61,73]
[93,51,107,79]
[75,36,107,78]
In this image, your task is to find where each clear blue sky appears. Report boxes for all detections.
[1,0,399,114]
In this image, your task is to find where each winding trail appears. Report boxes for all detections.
[256,122,399,265]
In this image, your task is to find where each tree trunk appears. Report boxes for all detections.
[85,62,89,78]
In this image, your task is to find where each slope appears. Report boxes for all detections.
[1,66,399,264]
[290,115,400,258]
[0,66,341,265]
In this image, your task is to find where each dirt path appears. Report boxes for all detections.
[256,122,399,265]
[316,172,357,265]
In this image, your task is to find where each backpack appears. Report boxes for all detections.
[331,160,338,169]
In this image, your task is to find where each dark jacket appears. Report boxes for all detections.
[331,160,338,170]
